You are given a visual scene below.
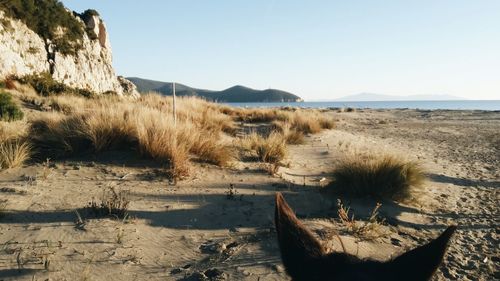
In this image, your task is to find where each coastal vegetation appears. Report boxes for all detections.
[18,72,95,97]
[328,153,426,201]
[0,80,335,180]
[0,90,23,121]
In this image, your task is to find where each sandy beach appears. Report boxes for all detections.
[0,108,498,281]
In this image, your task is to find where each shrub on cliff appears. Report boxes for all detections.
[77,9,100,40]
[19,73,95,97]
[0,91,24,121]
[0,0,85,55]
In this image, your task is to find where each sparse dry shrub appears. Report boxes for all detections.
[336,199,386,240]
[86,187,130,220]
[328,153,425,201]
[243,131,287,163]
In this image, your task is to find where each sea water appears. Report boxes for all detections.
[224,100,500,111]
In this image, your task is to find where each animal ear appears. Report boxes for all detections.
[275,192,325,278]
[387,226,457,280]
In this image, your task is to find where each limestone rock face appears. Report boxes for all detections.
[117,76,140,98]
[0,11,49,78]
[0,10,138,98]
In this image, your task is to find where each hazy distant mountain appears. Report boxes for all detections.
[335,93,466,101]
[127,77,302,102]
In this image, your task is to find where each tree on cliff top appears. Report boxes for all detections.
[0,0,89,55]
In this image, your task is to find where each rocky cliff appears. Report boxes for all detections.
[0,9,138,98]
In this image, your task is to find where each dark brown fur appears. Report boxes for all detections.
[275,192,456,281]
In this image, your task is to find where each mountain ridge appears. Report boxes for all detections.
[127,77,302,102]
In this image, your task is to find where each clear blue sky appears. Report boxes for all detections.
[62,0,500,100]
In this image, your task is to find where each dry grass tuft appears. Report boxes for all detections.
[289,111,335,135]
[319,117,336,129]
[0,121,30,169]
[133,109,191,178]
[243,132,287,163]
[0,120,28,142]
[231,108,290,123]
[272,122,305,145]
[328,153,425,201]
[0,140,31,169]
[189,132,235,166]
[284,129,305,145]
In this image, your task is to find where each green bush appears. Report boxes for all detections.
[0,91,24,121]
[19,73,95,97]
[79,9,100,40]
[0,0,99,55]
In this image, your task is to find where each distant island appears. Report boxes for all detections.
[128,77,303,102]
[334,93,466,101]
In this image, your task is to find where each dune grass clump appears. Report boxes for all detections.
[290,112,335,135]
[0,91,24,121]
[291,114,322,134]
[0,121,30,169]
[318,117,335,129]
[0,140,31,169]
[133,108,191,178]
[243,132,287,164]
[26,94,236,178]
[329,154,425,201]
[189,132,234,166]
[270,121,305,145]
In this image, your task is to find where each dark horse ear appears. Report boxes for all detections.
[274,192,325,279]
[387,225,457,281]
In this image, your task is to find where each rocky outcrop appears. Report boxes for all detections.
[0,10,139,98]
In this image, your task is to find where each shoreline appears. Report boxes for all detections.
[222,100,500,111]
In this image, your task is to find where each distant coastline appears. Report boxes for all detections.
[128,77,302,102]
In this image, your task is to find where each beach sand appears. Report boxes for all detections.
[0,108,498,280]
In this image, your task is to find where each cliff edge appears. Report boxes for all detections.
[0,4,138,98]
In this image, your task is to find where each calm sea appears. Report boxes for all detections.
[224,100,500,111]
